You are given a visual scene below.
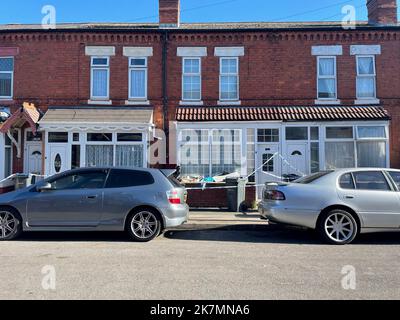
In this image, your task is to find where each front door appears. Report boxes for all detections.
[286,143,308,177]
[25,143,43,175]
[27,169,108,227]
[49,145,69,176]
[257,144,280,199]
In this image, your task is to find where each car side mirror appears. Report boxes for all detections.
[38,183,54,192]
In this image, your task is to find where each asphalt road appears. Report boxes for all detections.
[0,223,399,300]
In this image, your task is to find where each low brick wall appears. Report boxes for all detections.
[185,183,257,209]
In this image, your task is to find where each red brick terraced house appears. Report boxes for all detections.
[0,0,399,205]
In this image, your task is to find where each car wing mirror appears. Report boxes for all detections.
[38,183,54,192]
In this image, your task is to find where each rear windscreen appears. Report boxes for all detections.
[295,171,334,184]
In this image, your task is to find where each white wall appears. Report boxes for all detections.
[0,133,5,180]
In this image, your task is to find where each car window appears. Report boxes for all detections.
[352,171,390,191]
[295,171,334,184]
[339,173,355,189]
[105,169,155,188]
[387,171,400,189]
[49,171,108,190]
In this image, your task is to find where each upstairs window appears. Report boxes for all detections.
[129,57,147,100]
[91,57,109,100]
[220,57,239,101]
[317,57,337,100]
[356,56,376,99]
[0,57,14,99]
[182,58,201,101]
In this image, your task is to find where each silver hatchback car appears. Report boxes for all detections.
[0,167,189,242]
[259,168,400,245]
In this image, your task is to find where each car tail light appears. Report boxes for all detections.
[167,190,181,204]
[264,190,286,201]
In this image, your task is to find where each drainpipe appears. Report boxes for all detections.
[162,29,169,167]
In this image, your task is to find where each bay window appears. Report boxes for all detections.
[0,57,13,99]
[317,57,337,100]
[356,56,376,99]
[220,58,239,101]
[129,57,147,100]
[4,134,12,178]
[182,58,201,101]
[91,57,109,100]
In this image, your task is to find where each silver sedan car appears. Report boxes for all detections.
[0,167,189,242]
[259,168,400,245]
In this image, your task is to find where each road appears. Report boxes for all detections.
[0,214,399,300]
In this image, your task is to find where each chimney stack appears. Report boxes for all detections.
[367,0,398,26]
[159,0,180,28]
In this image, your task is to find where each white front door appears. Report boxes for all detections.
[49,145,69,176]
[25,143,43,175]
[256,144,280,199]
[285,143,308,176]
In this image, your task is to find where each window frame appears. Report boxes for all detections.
[0,57,14,100]
[317,56,337,100]
[90,56,110,100]
[46,169,109,191]
[356,55,376,100]
[128,57,148,100]
[351,170,393,192]
[182,57,202,102]
[219,57,239,102]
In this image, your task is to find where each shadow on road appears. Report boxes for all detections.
[165,224,400,246]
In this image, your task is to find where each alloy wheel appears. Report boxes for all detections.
[130,211,159,240]
[324,212,355,243]
[0,211,17,240]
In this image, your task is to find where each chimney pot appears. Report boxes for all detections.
[159,0,180,28]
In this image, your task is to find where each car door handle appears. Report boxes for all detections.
[87,195,98,199]
[345,195,355,199]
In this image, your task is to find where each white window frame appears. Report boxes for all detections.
[182,57,202,102]
[317,56,337,100]
[0,57,14,100]
[90,56,110,100]
[219,57,239,102]
[128,57,148,100]
[356,55,377,100]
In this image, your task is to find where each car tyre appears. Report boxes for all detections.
[0,207,22,241]
[318,209,358,245]
[127,208,162,242]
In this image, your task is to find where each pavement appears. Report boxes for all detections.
[0,210,399,300]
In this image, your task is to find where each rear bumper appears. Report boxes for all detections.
[258,201,319,229]
[163,204,189,228]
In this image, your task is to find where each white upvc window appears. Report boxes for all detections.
[182,58,201,101]
[220,57,239,101]
[356,55,376,99]
[129,57,148,100]
[0,57,14,99]
[317,56,337,100]
[90,57,110,100]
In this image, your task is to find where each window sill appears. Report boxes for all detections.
[314,99,341,105]
[88,99,112,105]
[125,100,150,105]
[354,98,380,105]
[179,100,204,106]
[217,100,241,106]
[0,98,14,103]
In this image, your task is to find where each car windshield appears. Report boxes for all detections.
[294,171,334,184]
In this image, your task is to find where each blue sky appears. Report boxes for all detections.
[0,0,398,24]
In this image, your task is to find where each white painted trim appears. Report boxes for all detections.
[314,99,341,105]
[90,56,110,101]
[356,55,377,100]
[128,57,148,100]
[316,56,338,101]
[217,100,242,106]
[0,57,14,100]
[350,45,381,55]
[125,100,150,105]
[179,101,204,106]
[182,57,202,102]
[219,57,240,102]
[354,98,380,105]
[123,47,153,57]
[312,45,343,56]
[215,47,245,57]
[177,47,207,57]
[85,46,115,56]
[87,99,112,105]
[0,133,5,180]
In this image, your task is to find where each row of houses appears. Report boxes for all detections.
[0,0,399,204]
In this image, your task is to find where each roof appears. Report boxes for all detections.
[0,21,398,32]
[175,106,390,122]
[39,106,154,125]
[0,102,41,134]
